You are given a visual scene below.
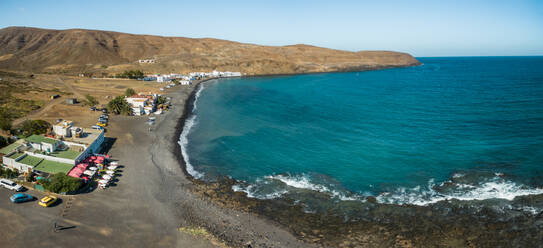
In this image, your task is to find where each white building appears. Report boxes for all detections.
[53,120,74,137]
[1,128,105,174]
[138,59,156,64]
[126,94,158,115]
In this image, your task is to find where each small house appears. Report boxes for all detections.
[66,98,77,104]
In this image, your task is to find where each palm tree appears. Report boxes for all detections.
[107,96,131,115]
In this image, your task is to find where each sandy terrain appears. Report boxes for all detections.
[11,74,165,127]
[0,80,312,248]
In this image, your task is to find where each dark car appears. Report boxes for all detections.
[10,193,34,203]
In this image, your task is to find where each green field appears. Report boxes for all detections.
[49,149,81,159]
[26,135,58,145]
[33,159,74,174]
[7,152,25,159]
[18,155,43,167]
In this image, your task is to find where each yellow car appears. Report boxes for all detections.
[38,195,57,207]
[96,122,107,127]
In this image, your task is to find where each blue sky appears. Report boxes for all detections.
[1,0,542,57]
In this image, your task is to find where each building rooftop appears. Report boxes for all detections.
[26,135,58,145]
[7,152,25,159]
[62,128,103,146]
[0,140,25,155]
[18,154,43,167]
[55,120,74,128]
[48,149,82,160]
[33,159,74,174]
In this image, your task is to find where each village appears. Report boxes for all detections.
[0,69,240,208]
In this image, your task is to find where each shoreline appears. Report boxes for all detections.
[171,75,543,247]
[173,77,213,180]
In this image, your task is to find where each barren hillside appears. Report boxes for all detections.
[0,27,420,75]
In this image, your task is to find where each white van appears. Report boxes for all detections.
[0,179,23,191]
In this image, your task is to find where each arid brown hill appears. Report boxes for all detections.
[0,26,420,75]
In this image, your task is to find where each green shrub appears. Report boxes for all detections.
[0,167,18,179]
[124,88,136,97]
[83,94,99,106]
[19,120,51,137]
[40,173,82,193]
[0,136,9,148]
[116,70,144,79]
[0,116,12,131]
[156,95,167,105]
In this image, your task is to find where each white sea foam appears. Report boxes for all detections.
[376,176,543,206]
[178,84,206,179]
[265,174,361,201]
[232,184,288,199]
[233,173,543,215]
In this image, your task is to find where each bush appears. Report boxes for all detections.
[19,120,51,137]
[116,70,144,79]
[0,116,12,131]
[125,88,136,97]
[156,95,167,105]
[0,136,9,148]
[107,96,132,115]
[83,94,99,106]
[40,173,82,193]
[0,167,18,179]
[25,173,34,182]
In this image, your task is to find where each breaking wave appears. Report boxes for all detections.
[232,172,543,214]
[376,174,543,206]
[233,174,363,201]
[179,84,206,179]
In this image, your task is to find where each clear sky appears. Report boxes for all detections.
[1,0,542,57]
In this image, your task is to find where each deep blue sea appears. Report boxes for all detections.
[181,57,543,209]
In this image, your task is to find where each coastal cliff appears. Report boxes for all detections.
[0,26,420,75]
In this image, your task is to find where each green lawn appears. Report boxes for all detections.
[49,150,81,159]
[17,155,43,167]
[34,160,74,174]
[25,135,58,145]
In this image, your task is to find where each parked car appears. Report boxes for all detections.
[102,109,108,113]
[92,125,104,130]
[90,106,96,111]
[0,179,23,191]
[38,195,57,207]
[10,193,34,203]
[96,122,107,127]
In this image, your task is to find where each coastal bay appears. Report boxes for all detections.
[179,57,543,247]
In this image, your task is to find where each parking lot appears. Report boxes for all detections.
[0,187,68,244]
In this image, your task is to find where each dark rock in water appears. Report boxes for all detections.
[187,176,543,247]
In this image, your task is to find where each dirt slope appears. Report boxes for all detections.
[0,26,420,75]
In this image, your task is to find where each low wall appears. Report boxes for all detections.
[24,151,75,165]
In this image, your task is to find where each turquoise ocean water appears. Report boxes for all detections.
[180,57,543,209]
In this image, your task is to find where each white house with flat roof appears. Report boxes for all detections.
[1,128,105,174]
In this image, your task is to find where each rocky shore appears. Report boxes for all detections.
[174,78,543,248]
